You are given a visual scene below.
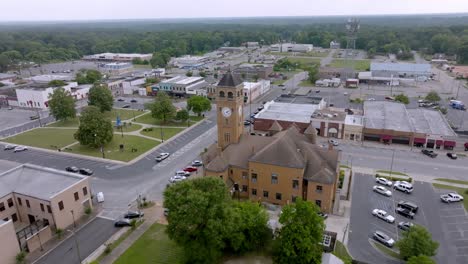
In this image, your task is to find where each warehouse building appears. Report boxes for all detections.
[171,55,209,69]
[154,76,207,96]
[370,62,432,80]
[100,62,133,76]
[270,43,314,53]
[234,65,273,79]
[83,53,152,62]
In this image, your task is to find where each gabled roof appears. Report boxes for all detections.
[304,123,318,135]
[217,72,243,87]
[268,120,283,132]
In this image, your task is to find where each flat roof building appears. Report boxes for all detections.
[100,62,133,76]
[83,53,152,62]
[270,43,314,53]
[171,55,209,69]
[155,75,207,96]
[370,62,432,79]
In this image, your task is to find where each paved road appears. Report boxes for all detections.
[35,217,117,264]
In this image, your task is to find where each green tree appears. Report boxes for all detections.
[74,106,113,148]
[406,255,436,264]
[175,109,190,125]
[224,201,271,254]
[88,84,114,112]
[0,54,9,72]
[273,198,325,264]
[163,177,231,264]
[76,69,102,84]
[307,65,319,83]
[187,95,211,116]
[458,40,468,64]
[186,71,193,77]
[396,225,439,260]
[145,77,160,85]
[48,80,66,87]
[395,93,410,104]
[48,87,76,121]
[150,92,176,123]
[199,71,207,77]
[425,91,441,103]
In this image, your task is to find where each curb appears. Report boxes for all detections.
[81,227,129,264]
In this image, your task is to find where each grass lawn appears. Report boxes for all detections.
[104,109,144,121]
[287,57,321,67]
[113,123,143,133]
[299,80,314,87]
[46,118,80,128]
[340,165,351,169]
[135,112,201,126]
[267,51,329,57]
[140,127,185,140]
[434,178,468,185]
[433,183,468,210]
[333,241,353,263]
[273,78,288,85]
[114,223,183,264]
[376,170,408,176]
[3,128,77,150]
[65,135,159,162]
[330,59,370,71]
[372,241,402,260]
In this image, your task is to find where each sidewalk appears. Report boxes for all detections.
[98,203,166,264]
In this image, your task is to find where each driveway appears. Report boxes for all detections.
[34,217,117,264]
[348,173,468,264]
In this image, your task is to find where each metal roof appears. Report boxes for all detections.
[363,101,413,132]
[370,62,431,73]
[407,109,456,137]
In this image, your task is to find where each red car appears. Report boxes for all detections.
[183,166,198,172]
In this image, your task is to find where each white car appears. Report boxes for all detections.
[440,192,464,203]
[169,175,187,183]
[155,152,170,162]
[13,146,28,152]
[4,144,17,150]
[96,192,105,203]
[367,98,376,101]
[372,209,395,223]
[393,181,413,194]
[376,177,393,187]
[328,139,339,146]
[373,185,392,197]
[191,160,203,167]
[175,171,190,177]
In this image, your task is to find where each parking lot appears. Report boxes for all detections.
[348,173,468,264]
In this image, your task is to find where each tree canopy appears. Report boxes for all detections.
[395,93,410,104]
[48,87,76,121]
[187,96,211,116]
[425,91,441,102]
[396,225,439,260]
[74,106,113,148]
[406,255,436,264]
[48,80,66,87]
[149,92,176,123]
[76,69,102,84]
[174,109,189,123]
[88,84,114,112]
[273,198,325,264]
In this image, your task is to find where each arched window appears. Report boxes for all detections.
[227,92,233,98]
[219,91,225,97]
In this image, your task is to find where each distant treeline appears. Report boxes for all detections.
[1,15,468,71]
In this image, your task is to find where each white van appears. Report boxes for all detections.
[96,192,105,203]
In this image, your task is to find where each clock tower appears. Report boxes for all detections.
[216,72,244,150]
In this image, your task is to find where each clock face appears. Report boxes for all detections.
[222,107,232,118]
[238,105,242,116]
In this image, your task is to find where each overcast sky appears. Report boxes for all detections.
[2,0,468,21]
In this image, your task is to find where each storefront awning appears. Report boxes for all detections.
[444,141,456,147]
[414,138,426,144]
[465,142,468,148]
[381,135,392,140]
[435,140,443,146]
[328,128,338,134]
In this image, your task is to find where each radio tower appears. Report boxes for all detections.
[344,18,360,79]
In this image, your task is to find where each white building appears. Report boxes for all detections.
[156,76,207,96]
[122,77,146,95]
[26,75,73,84]
[270,43,313,53]
[171,55,209,69]
[100,62,133,76]
[152,68,166,78]
[15,82,81,109]
[246,42,259,49]
[243,80,271,103]
[330,41,340,49]
[83,53,152,62]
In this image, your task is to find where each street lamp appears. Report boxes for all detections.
[67,229,82,264]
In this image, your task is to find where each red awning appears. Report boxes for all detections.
[381,135,393,140]
[465,142,468,148]
[444,141,456,147]
[435,140,443,146]
[414,138,426,144]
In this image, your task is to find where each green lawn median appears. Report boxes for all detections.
[3,128,77,150]
[46,118,80,128]
[434,178,468,185]
[135,112,201,126]
[140,127,185,140]
[330,59,370,71]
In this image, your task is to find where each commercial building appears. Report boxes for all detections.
[233,64,274,79]
[270,43,314,53]
[100,62,133,76]
[363,101,457,148]
[344,115,364,142]
[311,109,347,139]
[26,74,73,84]
[330,41,340,49]
[154,75,207,96]
[83,53,152,62]
[203,72,340,213]
[370,62,432,80]
[0,164,92,257]
[243,80,271,103]
[122,77,146,95]
[450,66,468,79]
[0,73,16,83]
[103,78,125,96]
[15,82,86,109]
[246,42,259,48]
[171,55,209,69]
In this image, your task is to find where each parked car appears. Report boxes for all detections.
[447,153,458,160]
[175,170,190,177]
[244,120,251,126]
[397,200,418,213]
[421,149,437,158]
[29,115,39,120]
[4,144,17,150]
[79,168,93,175]
[124,211,144,219]
[96,192,105,203]
[117,98,125,102]
[130,99,137,103]
[373,231,395,247]
[163,208,169,216]
[169,175,187,183]
[373,185,392,197]
[191,160,203,167]
[395,207,415,219]
[440,192,464,203]
[385,96,395,101]
[372,209,395,223]
[318,212,328,219]
[398,221,414,231]
[328,139,339,146]
[13,146,28,152]
[367,98,376,101]
[155,152,170,162]
[114,219,131,227]
[376,177,393,187]
[183,166,198,173]
[257,106,264,111]
[393,181,413,194]
[122,104,131,108]
[65,166,79,173]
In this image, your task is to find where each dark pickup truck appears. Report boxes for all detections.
[421,149,437,158]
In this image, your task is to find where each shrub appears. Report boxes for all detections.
[85,207,92,215]
[16,251,26,264]
[130,219,137,230]
[104,243,112,255]
[375,174,413,183]
[55,228,64,239]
